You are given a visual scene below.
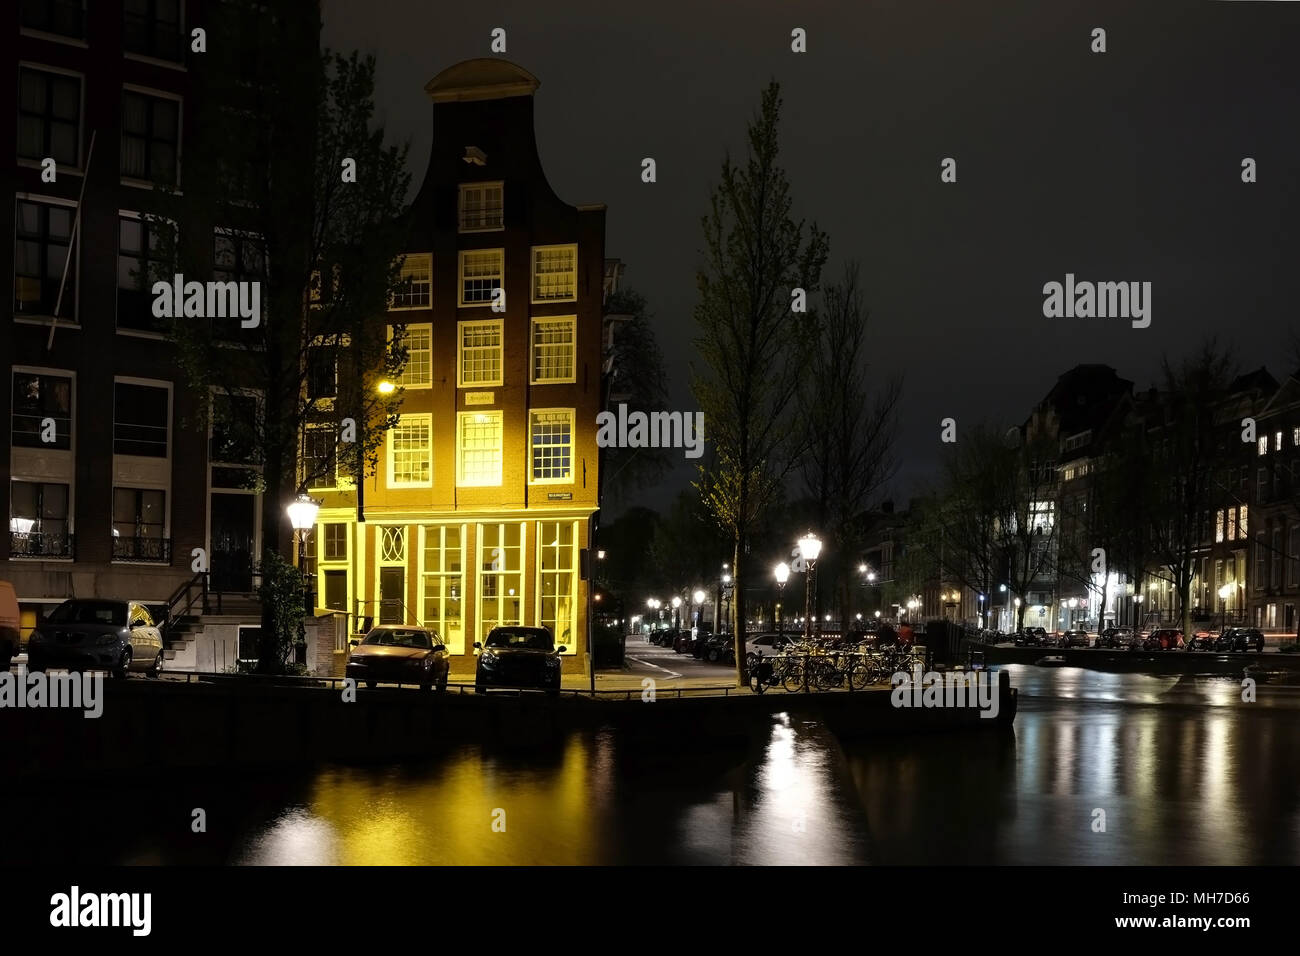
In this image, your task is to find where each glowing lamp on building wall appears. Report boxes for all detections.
[1218,584,1233,601]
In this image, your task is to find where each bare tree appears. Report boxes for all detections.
[691,82,828,684]
[800,263,901,632]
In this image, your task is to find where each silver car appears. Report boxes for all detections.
[27,599,165,678]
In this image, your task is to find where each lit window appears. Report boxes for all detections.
[9,480,70,558]
[537,520,577,650]
[18,67,81,167]
[529,409,574,483]
[395,324,432,387]
[387,414,432,488]
[1239,505,1248,537]
[1226,508,1237,541]
[458,182,503,232]
[531,244,577,303]
[477,522,523,641]
[1293,427,1300,447]
[390,253,432,310]
[1277,431,1285,453]
[531,317,576,383]
[421,524,465,654]
[458,320,502,387]
[457,412,502,487]
[458,249,503,306]
[1259,436,1268,456]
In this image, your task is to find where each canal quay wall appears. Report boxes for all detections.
[3,671,1015,781]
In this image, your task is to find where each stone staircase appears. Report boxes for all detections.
[164,593,262,672]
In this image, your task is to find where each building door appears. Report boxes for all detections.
[210,494,255,591]
[380,567,404,624]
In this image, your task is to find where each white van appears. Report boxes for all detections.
[0,581,19,671]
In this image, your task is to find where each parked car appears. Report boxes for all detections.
[657,628,680,648]
[1142,627,1183,651]
[1060,629,1090,648]
[702,631,733,663]
[0,581,18,672]
[345,626,449,690]
[1215,627,1266,653]
[1185,631,1217,652]
[26,599,164,678]
[744,633,793,666]
[1013,630,1044,647]
[474,626,564,694]
[1096,626,1134,649]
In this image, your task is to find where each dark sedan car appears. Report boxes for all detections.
[345,626,449,690]
[1059,629,1090,648]
[1215,627,1265,653]
[475,626,565,695]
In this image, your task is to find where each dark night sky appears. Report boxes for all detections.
[323,0,1300,513]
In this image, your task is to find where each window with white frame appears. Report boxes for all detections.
[458,320,502,387]
[303,423,338,489]
[531,244,577,302]
[421,524,465,654]
[19,67,81,167]
[531,316,576,383]
[477,522,523,641]
[322,522,348,562]
[395,324,432,388]
[457,412,502,487]
[459,182,503,232]
[113,380,169,457]
[123,0,185,61]
[117,213,175,333]
[387,415,432,488]
[537,520,577,650]
[458,249,503,306]
[390,253,432,310]
[11,370,72,449]
[529,409,573,483]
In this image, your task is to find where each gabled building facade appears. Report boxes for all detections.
[307,60,605,675]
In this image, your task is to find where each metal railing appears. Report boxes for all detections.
[9,531,74,559]
[112,535,172,563]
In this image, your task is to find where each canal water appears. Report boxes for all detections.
[12,667,1300,865]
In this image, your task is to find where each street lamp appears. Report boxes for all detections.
[774,562,789,636]
[1218,583,1233,631]
[797,531,822,642]
[286,493,320,613]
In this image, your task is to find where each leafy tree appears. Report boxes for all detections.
[691,82,829,683]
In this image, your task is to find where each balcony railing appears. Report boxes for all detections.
[112,536,172,563]
[9,531,74,559]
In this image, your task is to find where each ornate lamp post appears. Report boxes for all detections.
[774,562,789,637]
[797,532,822,642]
[286,493,321,612]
